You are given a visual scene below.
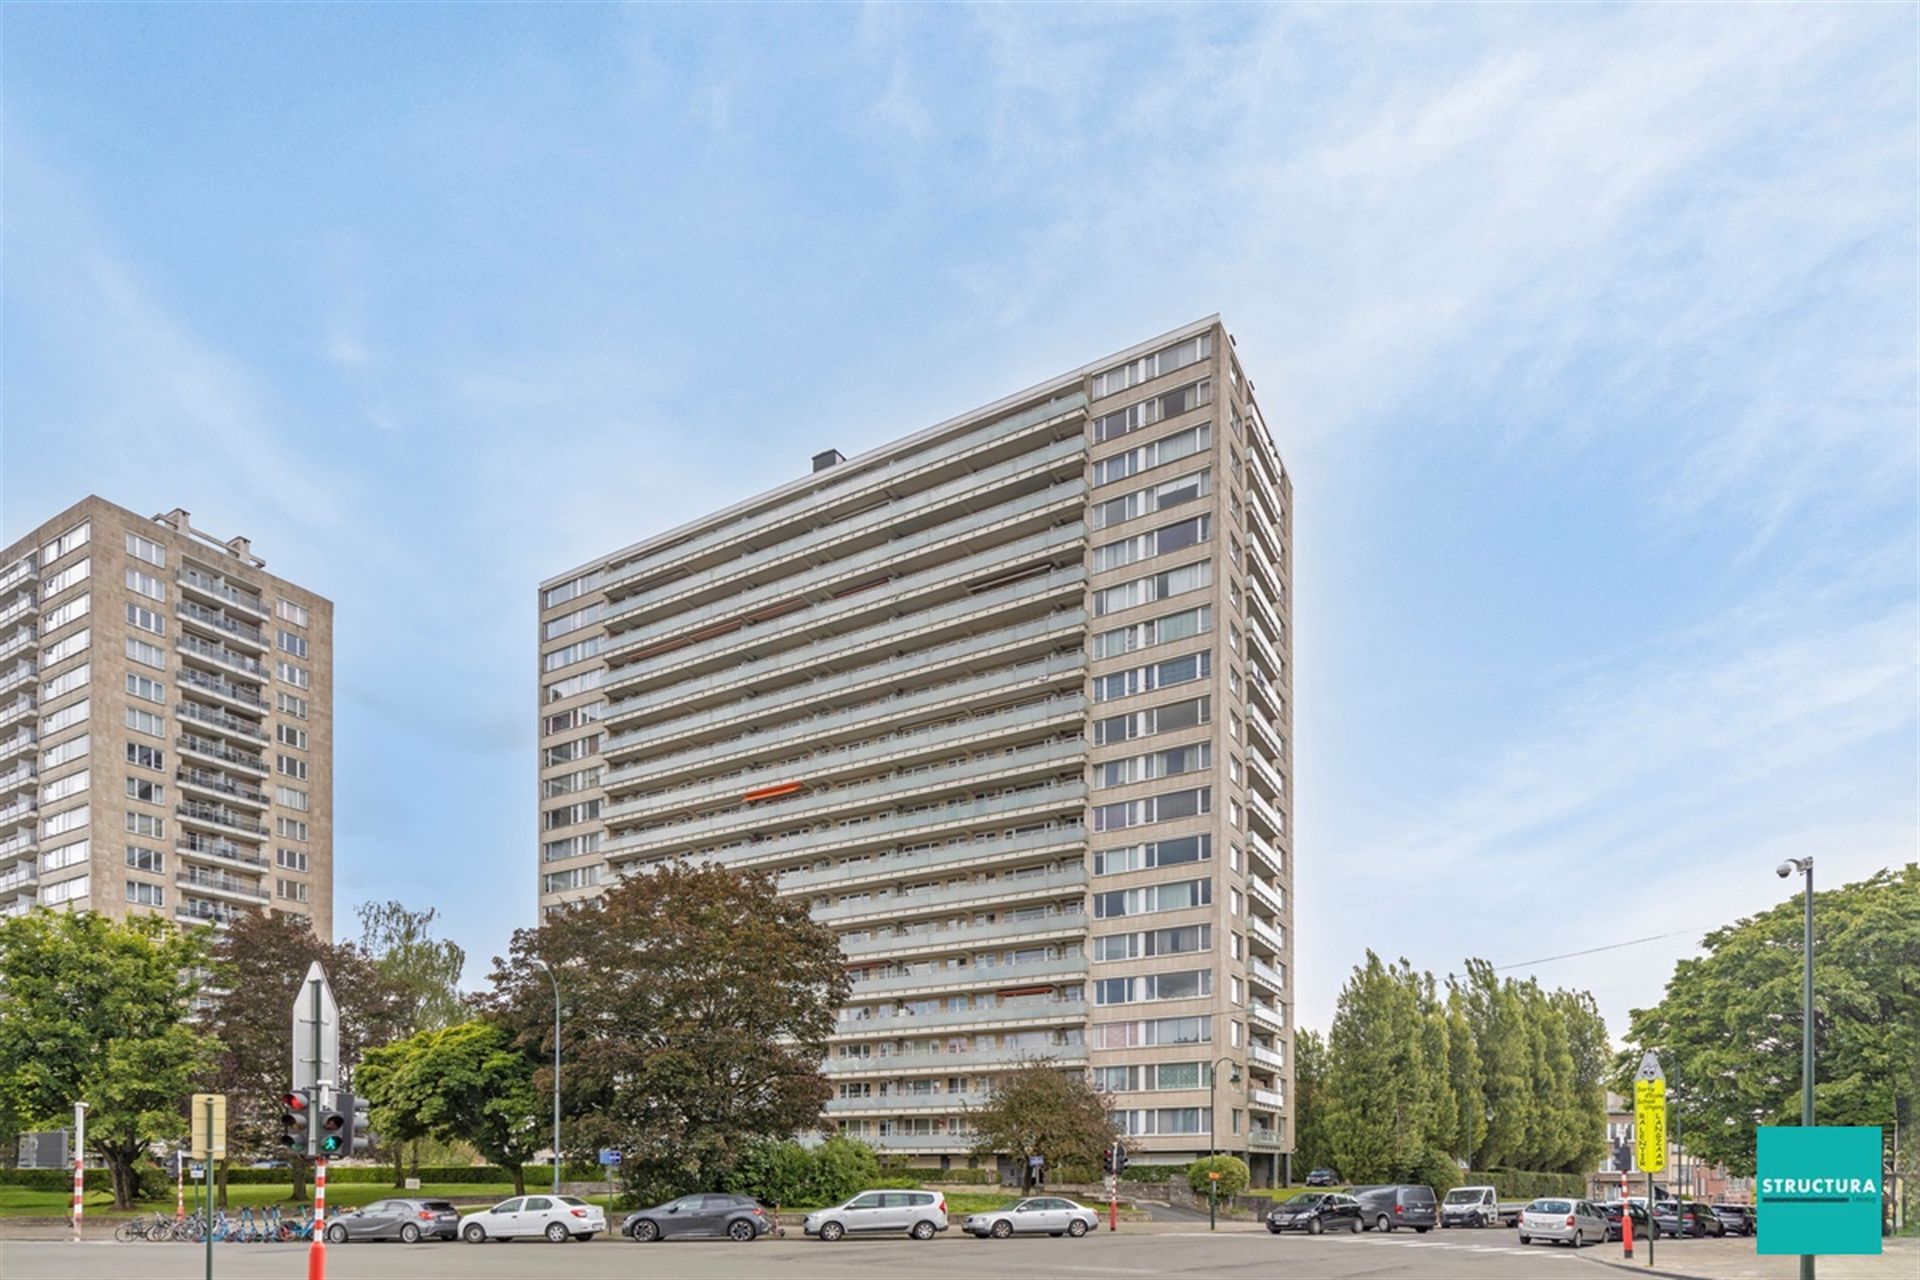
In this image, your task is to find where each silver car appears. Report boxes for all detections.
[964,1197,1099,1239]
[1518,1197,1607,1248]
[803,1189,948,1241]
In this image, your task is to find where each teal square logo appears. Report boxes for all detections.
[1756,1126,1882,1255]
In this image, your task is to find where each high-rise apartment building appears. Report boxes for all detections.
[536,317,1293,1181]
[0,497,334,936]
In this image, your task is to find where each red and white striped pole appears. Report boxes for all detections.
[308,1156,327,1280]
[1620,1171,1633,1258]
[70,1101,88,1242]
[176,1153,185,1222]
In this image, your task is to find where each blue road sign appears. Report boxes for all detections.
[598,1148,622,1167]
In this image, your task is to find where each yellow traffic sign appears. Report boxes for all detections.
[190,1093,227,1160]
[1634,1077,1667,1173]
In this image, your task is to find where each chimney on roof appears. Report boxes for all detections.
[812,449,846,473]
[159,508,191,530]
[226,535,252,560]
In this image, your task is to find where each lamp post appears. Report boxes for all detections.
[1776,858,1816,1280]
[531,958,562,1195]
[1209,1055,1243,1157]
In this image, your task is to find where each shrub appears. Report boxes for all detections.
[1120,1162,1189,1183]
[1187,1155,1250,1198]
[929,1167,996,1185]
[723,1137,884,1208]
[1412,1149,1463,1195]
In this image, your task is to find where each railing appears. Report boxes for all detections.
[0,866,35,893]
[777,826,1086,896]
[1250,1087,1285,1110]
[0,556,35,596]
[1249,1003,1287,1034]
[177,870,269,901]
[0,628,34,663]
[176,734,267,773]
[0,831,35,860]
[1250,916,1286,954]
[1248,1129,1287,1150]
[179,569,265,614]
[176,702,268,742]
[825,1044,1087,1074]
[177,768,268,806]
[175,901,241,926]
[178,834,270,869]
[0,763,35,792]
[834,998,1088,1038]
[177,668,269,710]
[839,912,1087,959]
[0,697,36,726]
[0,797,37,825]
[817,867,1088,927]
[0,597,35,629]
[0,662,36,694]
[1249,877,1287,919]
[848,955,1087,1001]
[1249,1043,1286,1071]
[177,632,268,676]
[178,799,269,836]
[1250,957,1286,992]
[0,728,34,759]
[176,599,265,645]
[824,1092,991,1114]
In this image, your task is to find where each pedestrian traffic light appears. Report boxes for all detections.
[280,1090,312,1156]
[1103,1146,1114,1174]
[316,1097,348,1156]
[342,1091,373,1156]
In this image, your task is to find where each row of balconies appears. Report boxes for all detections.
[839,911,1087,962]
[177,632,269,678]
[816,865,1088,929]
[824,1044,1088,1076]
[177,734,268,776]
[602,565,1084,706]
[178,568,266,618]
[824,1092,992,1115]
[833,997,1089,1040]
[177,599,266,649]
[177,701,268,744]
[596,394,1086,599]
[178,798,269,838]
[602,454,1085,634]
[177,667,269,712]
[776,825,1086,897]
[847,954,1087,1003]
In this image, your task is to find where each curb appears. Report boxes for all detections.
[1577,1251,1713,1280]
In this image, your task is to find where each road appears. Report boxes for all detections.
[0,1226,1627,1279]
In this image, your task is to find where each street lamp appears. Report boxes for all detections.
[1209,1056,1243,1157]
[1776,858,1816,1280]
[531,958,562,1195]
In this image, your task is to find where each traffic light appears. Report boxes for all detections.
[316,1097,348,1156]
[1102,1146,1114,1175]
[1115,1146,1129,1175]
[342,1091,373,1157]
[280,1090,313,1156]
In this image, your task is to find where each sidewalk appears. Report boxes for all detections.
[1579,1236,1916,1280]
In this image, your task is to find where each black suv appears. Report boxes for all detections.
[1601,1201,1659,1242]
[1266,1192,1362,1235]
[1303,1169,1338,1187]
[1351,1184,1437,1233]
[1710,1204,1754,1237]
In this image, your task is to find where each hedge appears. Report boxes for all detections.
[1466,1169,1589,1199]
[0,1164,515,1191]
[1120,1162,1191,1183]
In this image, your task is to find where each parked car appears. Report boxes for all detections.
[459,1194,605,1243]
[963,1197,1098,1239]
[1439,1186,1501,1228]
[1351,1184,1437,1233]
[1266,1192,1363,1235]
[1652,1199,1726,1238]
[1517,1198,1608,1248]
[1601,1200,1661,1242]
[1711,1204,1755,1237]
[1303,1169,1338,1187]
[322,1198,459,1244]
[802,1190,948,1241]
[622,1193,773,1242]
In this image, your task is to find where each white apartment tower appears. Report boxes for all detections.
[536,318,1293,1181]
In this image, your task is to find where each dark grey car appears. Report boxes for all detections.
[322,1198,459,1243]
[623,1193,773,1242]
[1351,1184,1437,1233]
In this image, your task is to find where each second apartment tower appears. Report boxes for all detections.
[536,317,1293,1180]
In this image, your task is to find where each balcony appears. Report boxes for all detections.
[1249,1042,1285,1071]
[1247,833,1283,879]
[177,767,269,808]
[834,998,1088,1039]
[0,627,34,664]
[0,796,37,827]
[177,834,270,871]
[597,394,1086,598]
[778,826,1086,898]
[0,759,34,793]
[176,734,268,776]
[817,867,1088,929]
[0,697,36,729]
[178,799,269,838]
[825,1044,1086,1076]
[1249,791,1285,838]
[1248,877,1287,920]
[176,701,269,743]
[1249,1002,1286,1035]
[840,912,1088,962]
[865,1132,978,1152]
[0,727,33,762]
[178,568,266,617]
[177,599,266,648]
[1248,1129,1287,1150]
[849,955,1087,1002]
[1249,957,1286,994]
[177,869,271,904]
[175,900,241,928]
[177,633,268,678]
[1250,1087,1284,1111]
[0,596,35,630]
[825,1091,991,1115]
[0,555,35,597]
[1248,755,1284,801]
[178,668,269,712]
[0,662,35,696]
[1247,712,1285,763]
[1250,915,1286,955]
[0,865,35,894]
[0,830,35,862]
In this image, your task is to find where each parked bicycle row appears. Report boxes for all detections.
[112,1204,323,1244]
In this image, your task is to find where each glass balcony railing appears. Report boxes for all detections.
[176,702,269,742]
[177,599,265,646]
[824,1044,1086,1074]
[178,834,270,869]
[839,911,1086,960]
[834,998,1089,1038]
[176,734,267,774]
[776,825,1085,897]
[178,668,268,711]
[177,633,268,677]
[179,569,265,615]
[178,799,269,837]
[816,866,1088,927]
[176,768,268,806]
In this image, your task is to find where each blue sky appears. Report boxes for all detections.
[4,3,1914,1036]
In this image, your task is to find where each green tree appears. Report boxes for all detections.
[1323,952,1431,1182]
[1620,864,1919,1178]
[355,1019,542,1194]
[357,901,466,1034]
[1187,1154,1250,1197]
[1290,1028,1334,1175]
[969,1060,1115,1192]
[483,861,849,1202]
[0,912,216,1207]
[1443,986,1485,1163]
[1460,958,1530,1170]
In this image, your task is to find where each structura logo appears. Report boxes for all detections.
[1759,1177,1878,1197]
[1756,1127,1883,1256]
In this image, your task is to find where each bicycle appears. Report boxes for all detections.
[113,1213,174,1243]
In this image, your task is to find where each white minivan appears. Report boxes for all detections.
[803,1190,949,1241]
[1518,1198,1607,1248]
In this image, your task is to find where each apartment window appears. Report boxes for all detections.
[125,880,165,907]
[1092,876,1213,919]
[127,811,164,839]
[1091,333,1212,398]
[1092,1015,1212,1049]
[40,628,91,667]
[1231,976,1244,1005]
[1092,923,1212,961]
[544,602,606,640]
[43,559,92,599]
[1091,377,1214,444]
[543,865,602,894]
[40,875,90,906]
[126,777,164,804]
[275,661,310,690]
[1094,969,1212,1006]
[43,770,91,804]
[1229,800,1243,829]
[126,637,166,670]
[126,603,166,636]
[126,533,166,567]
[41,520,91,564]
[545,702,604,734]
[1090,469,1212,531]
[1090,649,1212,703]
[275,785,309,812]
[43,734,91,770]
[125,707,163,737]
[125,568,165,601]
[276,847,309,871]
[542,767,600,798]
[276,754,308,781]
[543,734,601,766]
[1091,605,1212,659]
[42,838,90,870]
[127,845,165,873]
[125,673,165,704]
[276,598,309,627]
[1229,888,1242,916]
[543,570,605,610]
[43,700,90,736]
[543,635,604,671]
[1093,834,1212,876]
[276,629,309,659]
[1091,514,1212,573]
[277,724,308,750]
[543,832,602,862]
[277,692,308,719]
[37,596,88,644]
[1091,695,1211,746]
[1092,424,1213,489]
[545,669,604,703]
[277,878,310,903]
[1097,743,1212,789]
[543,799,600,830]
[276,817,309,841]
[1093,560,1212,618]
[43,663,90,701]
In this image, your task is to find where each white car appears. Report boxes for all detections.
[803,1189,948,1241]
[459,1193,606,1243]
[965,1196,1099,1238]
[1518,1197,1607,1248]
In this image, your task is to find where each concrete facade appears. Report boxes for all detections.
[536,317,1292,1179]
[0,496,334,938]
